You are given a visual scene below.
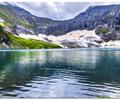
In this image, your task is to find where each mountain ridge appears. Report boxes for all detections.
[1,3,120,36]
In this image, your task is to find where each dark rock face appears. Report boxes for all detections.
[16,4,120,36]
[95,9,120,42]
[12,24,35,35]
[95,25,112,41]
[1,3,120,36]
[0,26,11,45]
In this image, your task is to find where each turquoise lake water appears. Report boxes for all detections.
[0,48,120,98]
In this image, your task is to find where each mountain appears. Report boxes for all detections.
[0,3,120,36]
[48,4,120,35]
[0,3,63,35]
[1,3,120,48]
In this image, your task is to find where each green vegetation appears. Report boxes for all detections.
[96,95,110,99]
[100,28,110,34]
[0,22,5,27]
[0,5,33,29]
[0,25,61,49]
[7,33,61,49]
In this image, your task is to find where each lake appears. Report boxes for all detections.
[0,48,120,98]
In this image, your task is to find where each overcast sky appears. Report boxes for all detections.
[12,2,120,20]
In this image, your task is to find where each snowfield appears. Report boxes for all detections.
[18,30,120,48]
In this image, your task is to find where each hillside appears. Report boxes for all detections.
[0,25,61,49]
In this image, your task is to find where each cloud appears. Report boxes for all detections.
[12,2,120,20]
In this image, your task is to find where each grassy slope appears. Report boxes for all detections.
[0,22,5,27]
[0,26,61,49]
[7,33,61,49]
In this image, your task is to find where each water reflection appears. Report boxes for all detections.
[0,49,120,98]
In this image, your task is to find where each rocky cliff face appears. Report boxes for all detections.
[1,3,120,36]
[34,4,120,36]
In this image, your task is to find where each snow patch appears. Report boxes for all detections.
[19,33,47,41]
[0,18,4,22]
